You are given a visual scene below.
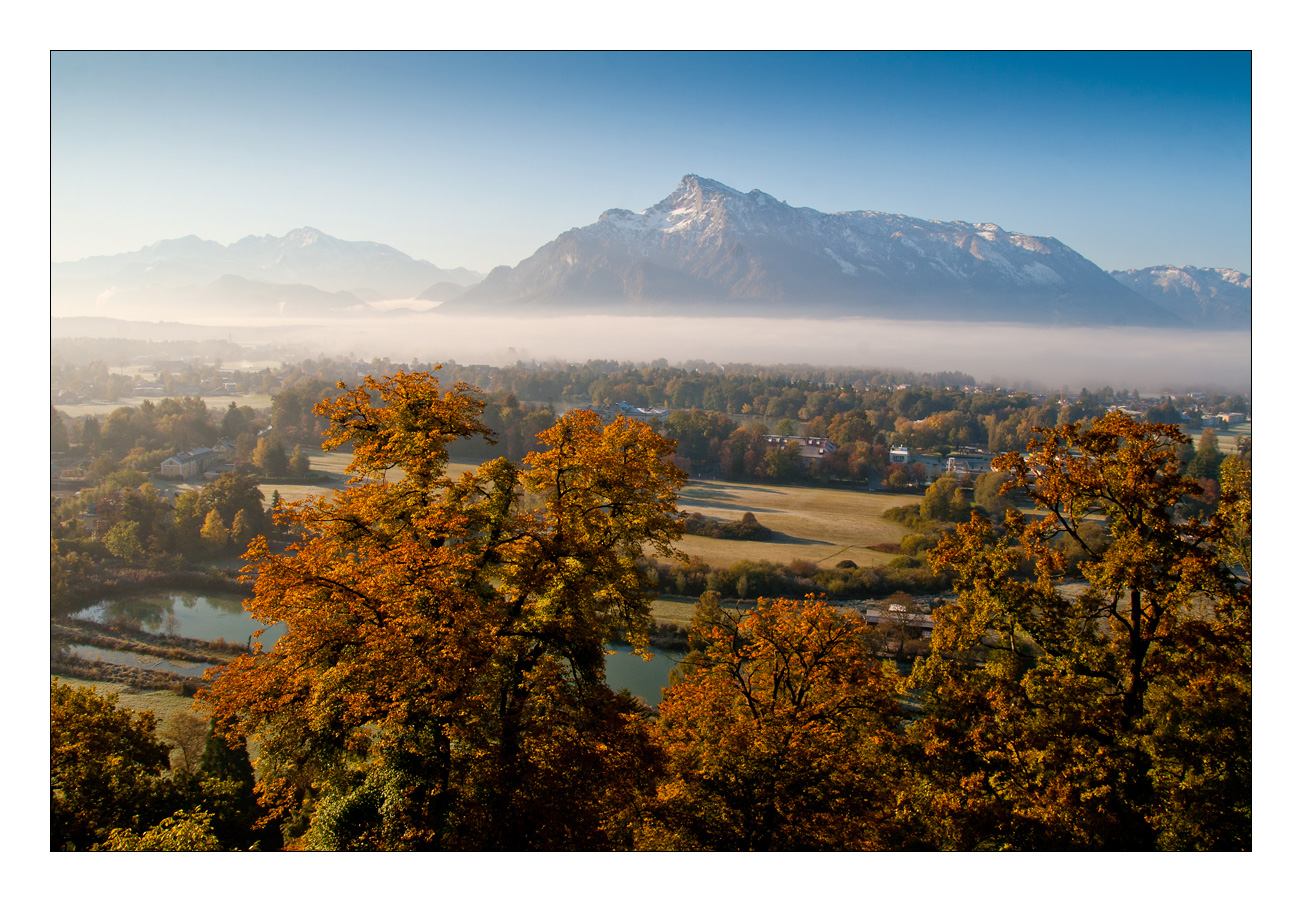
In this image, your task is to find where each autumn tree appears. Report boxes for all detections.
[159,713,211,774]
[920,475,968,522]
[93,808,222,852]
[200,509,229,553]
[288,444,311,477]
[200,370,686,850]
[230,509,256,551]
[51,679,174,850]
[103,520,146,563]
[909,412,1250,850]
[174,473,267,553]
[973,469,1016,518]
[52,405,69,453]
[1185,427,1226,481]
[253,436,288,477]
[639,596,903,851]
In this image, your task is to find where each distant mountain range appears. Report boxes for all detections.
[1107,265,1251,329]
[52,227,483,317]
[447,175,1247,329]
[51,179,1249,329]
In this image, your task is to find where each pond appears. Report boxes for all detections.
[605,644,681,707]
[72,591,286,648]
[70,593,681,704]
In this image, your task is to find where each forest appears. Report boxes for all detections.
[51,366,1250,851]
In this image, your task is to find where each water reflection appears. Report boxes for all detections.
[604,644,680,706]
[74,592,285,645]
[71,593,678,702]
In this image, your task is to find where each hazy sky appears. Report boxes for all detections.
[51,50,1251,275]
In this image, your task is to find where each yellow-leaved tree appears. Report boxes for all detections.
[639,596,904,851]
[200,370,685,850]
[907,412,1250,850]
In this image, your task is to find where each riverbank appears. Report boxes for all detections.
[56,566,246,615]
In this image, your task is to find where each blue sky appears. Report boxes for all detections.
[51,50,1251,274]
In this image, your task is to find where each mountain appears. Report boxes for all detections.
[52,227,483,316]
[1108,266,1250,330]
[447,175,1180,327]
[417,281,473,304]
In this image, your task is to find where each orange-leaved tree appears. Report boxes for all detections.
[200,370,685,850]
[639,595,904,851]
[908,412,1250,850]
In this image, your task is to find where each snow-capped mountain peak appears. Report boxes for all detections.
[455,174,1192,327]
[1108,265,1250,328]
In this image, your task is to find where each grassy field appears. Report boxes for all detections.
[265,456,481,503]
[1215,423,1251,454]
[56,394,277,419]
[674,480,913,569]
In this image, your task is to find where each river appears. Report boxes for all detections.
[69,591,680,704]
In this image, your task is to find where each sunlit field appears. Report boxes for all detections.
[55,394,277,419]
[674,480,912,569]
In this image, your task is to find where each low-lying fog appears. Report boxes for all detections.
[57,311,1252,394]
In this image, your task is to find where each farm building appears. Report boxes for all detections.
[763,435,837,467]
[160,437,237,479]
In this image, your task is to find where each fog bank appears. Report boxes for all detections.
[58,312,1252,394]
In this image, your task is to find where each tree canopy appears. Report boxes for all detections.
[641,596,903,851]
[911,412,1250,850]
[200,370,686,850]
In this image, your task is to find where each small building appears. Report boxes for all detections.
[763,435,837,467]
[945,453,995,478]
[889,445,912,465]
[160,446,224,479]
[160,452,197,479]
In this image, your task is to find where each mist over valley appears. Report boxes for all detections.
[53,309,1249,395]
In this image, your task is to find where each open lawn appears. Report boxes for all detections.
[56,394,277,419]
[672,480,913,569]
[251,455,481,504]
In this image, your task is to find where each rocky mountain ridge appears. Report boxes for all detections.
[1108,265,1250,329]
[447,175,1201,327]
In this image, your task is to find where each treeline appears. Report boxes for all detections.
[51,472,276,609]
[55,352,1251,480]
[647,553,946,602]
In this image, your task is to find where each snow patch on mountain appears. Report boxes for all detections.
[447,174,1198,329]
[824,248,858,275]
[1108,265,1250,329]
